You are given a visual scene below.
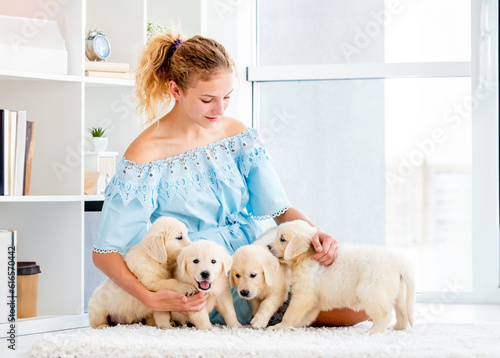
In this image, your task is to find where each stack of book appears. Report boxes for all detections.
[85,61,134,80]
[0,109,35,196]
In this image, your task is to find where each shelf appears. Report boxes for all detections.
[0,195,105,202]
[0,314,89,338]
[0,70,82,83]
[84,151,120,156]
[84,195,105,201]
[84,76,135,88]
[0,70,135,88]
[0,195,85,203]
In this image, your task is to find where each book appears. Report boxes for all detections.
[1,109,34,196]
[0,109,16,196]
[0,109,8,195]
[24,121,36,196]
[8,111,17,195]
[85,70,134,80]
[14,111,27,196]
[0,230,17,325]
[84,61,130,73]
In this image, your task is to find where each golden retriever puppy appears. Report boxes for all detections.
[230,244,290,328]
[171,240,242,330]
[88,217,197,329]
[267,220,415,334]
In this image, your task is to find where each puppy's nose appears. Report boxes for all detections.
[267,244,272,251]
[240,290,249,297]
[200,270,210,280]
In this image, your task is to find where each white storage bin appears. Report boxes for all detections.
[0,15,67,75]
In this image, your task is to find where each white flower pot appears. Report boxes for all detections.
[92,137,108,152]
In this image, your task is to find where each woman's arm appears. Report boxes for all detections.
[92,251,208,314]
[274,207,338,265]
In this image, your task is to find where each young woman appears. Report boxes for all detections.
[92,33,369,326]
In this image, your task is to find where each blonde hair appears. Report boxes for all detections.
[134,32,235,127]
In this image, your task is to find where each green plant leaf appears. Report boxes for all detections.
[89,127,106,137]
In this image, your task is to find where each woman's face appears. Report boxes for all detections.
[175,71,234,128]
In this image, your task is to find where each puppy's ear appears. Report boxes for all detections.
[221,249,233,276]
[143,230,168,263]
[283,233,311,260]
[229,271,235,288]
[262,255,279,286]
[176,248,188,278]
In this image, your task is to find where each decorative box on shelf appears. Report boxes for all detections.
[84,152,118,195]
[0,15,68,75]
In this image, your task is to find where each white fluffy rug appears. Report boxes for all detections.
[28,322,500,358]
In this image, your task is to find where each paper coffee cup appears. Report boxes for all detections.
[17,262,41,319]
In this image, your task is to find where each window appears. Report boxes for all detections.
[248,0,499,301]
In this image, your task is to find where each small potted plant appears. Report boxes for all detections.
[89,126,108,152]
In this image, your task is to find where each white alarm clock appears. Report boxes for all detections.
[85,26,111,61]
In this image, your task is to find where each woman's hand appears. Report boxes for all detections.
[147,289,209,315]
[311,231,338,266]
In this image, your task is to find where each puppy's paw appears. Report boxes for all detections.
[393,322,408,330]
[250,315,269,329]
[95,324,110,329]
[224,319,243,328]
[367,326,386,335]
[197,324,213,330]
[156,321,173,329]
[267,323,290,331]
[179,283,198,296]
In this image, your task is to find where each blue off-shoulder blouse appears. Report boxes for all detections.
[92,128,291,324]
[93,127,290,255]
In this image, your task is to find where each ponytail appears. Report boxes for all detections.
[134,32,184,127]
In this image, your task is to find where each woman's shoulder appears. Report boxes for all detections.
[123,129,161,166]
[123,120,185,165]
[220,117,262,143]
[218,117,266,152]
[220,116,249,137]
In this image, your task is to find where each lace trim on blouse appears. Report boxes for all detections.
[105,128,270,209]
[251,205,291,220]
[92,247,120,254]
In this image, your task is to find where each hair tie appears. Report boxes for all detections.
[171,39,182,51]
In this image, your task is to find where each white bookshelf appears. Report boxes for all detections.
[0,0,252,337]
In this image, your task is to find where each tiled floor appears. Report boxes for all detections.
[3,304,500,357]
